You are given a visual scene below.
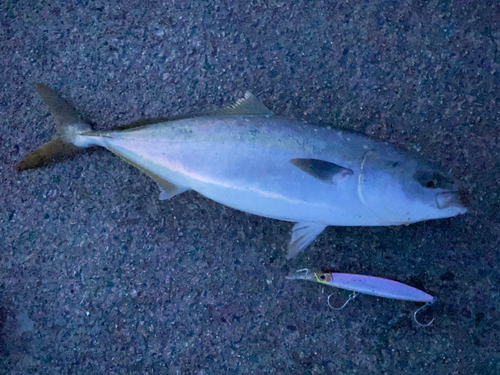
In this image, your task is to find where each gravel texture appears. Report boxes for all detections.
[1,0,499,374]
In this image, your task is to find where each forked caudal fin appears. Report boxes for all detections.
[16,83,92,171]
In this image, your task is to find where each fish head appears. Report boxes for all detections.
[358,150,467,225]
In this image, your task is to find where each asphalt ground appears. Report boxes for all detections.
[1,0,499,373]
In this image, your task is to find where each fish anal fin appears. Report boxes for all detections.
[157,180,187,200]
[105,144,189,200]
[291,158,353,184]
[287,222,327,259]
[211,92,274,117]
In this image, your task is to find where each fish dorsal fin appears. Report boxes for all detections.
[113,117,177,131]
[112,92,272,131]
[287,222,327,259]
[291,158,353,184]
[112,113,214,131]
[211,92,274,116]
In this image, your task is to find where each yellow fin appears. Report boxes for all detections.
[156,180,187,200]
[112,116,195,131]
[105,144,188,200]
[16,137,80,171]
[16,84,91,171]
[34,83,85,128]
[112,92,273,132]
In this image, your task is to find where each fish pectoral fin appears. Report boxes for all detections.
[157,180,187,200]
[211,92,274,117]
[291,158,353,184]
[287,222,327,259]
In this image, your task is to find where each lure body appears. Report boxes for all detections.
[286,269,435,303]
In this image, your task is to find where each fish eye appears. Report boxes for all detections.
[414,171,451,189]
[320,274,326,280]
[426,179,437,189]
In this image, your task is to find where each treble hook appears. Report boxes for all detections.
[413,297,437,327]
[327,291,359,310]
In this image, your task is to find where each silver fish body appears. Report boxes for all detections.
[19,85,467,258]
[82,115,460,224]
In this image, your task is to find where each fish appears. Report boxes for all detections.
[16,84,467,258]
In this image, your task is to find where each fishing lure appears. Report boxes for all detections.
[286,269,437,326]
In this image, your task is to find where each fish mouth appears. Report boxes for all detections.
[436,191,468,213]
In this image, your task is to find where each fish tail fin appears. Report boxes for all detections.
[16,83,92,171]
